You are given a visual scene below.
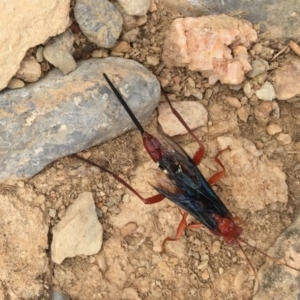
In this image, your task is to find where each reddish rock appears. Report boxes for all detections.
[162,15,257,85]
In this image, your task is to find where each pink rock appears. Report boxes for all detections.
[162,15,257,85]
[273,55,300,100]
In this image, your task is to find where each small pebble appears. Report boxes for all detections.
[120,222,138,237]
[201,270,210,280]
[139,279,150,293]
[121,28,139,43]
[149,0,157,12]
[49,208,57,218]
[108,206,121,214]
[146,56,159,66]
[173,76,181,85]
[266,123,282,135]
[252,43,263,54]
[36,195,46,205]
[228,84,242,91]
[201,254,209,261]
[17,181,25,188]
[101,206,108,213]
[36,46,44,62]
[191,88,203,100]
[247,59,267,78]
[198,260,209,270]
[187,77,196,88]
[122,193,130,203]
[204,88,213,99]
[277,133,292,145]
[89,256,96,263]
[225,96,241,108]
[243,81,253,97]
[237,106,249,122]
[255,81,276,101]
[219,267,224,275]
[96,208,103,218]
[7,78,25,89]
[111,41,132,53]
[211,240,221,254]
[91,49,109,58]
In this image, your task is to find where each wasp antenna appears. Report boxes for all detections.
[103,73,145,134]
[239,237,300,272]
[237,241,259,289]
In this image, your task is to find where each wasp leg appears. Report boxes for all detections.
[207,147,231,185]
[74,154,165,205]
[162,210,203,252]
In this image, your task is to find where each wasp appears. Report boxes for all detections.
[75,73,299,280]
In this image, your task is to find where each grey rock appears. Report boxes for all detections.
[43,29,76,75]
[0,57,160,180]
[253,214,300,300]
[74,0,123,48]
[255,81,276,101]
[163,0,300,39]
[51,192,103,264]
[247,59,268,78]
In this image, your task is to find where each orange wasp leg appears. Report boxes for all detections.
[207,147,230,185]
[162,210,204,252]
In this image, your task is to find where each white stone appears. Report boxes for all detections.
[51,192,103,264]
[255,81,276,101]
[0,0,70,91]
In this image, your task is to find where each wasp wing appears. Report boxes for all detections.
[152,136,231,231]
